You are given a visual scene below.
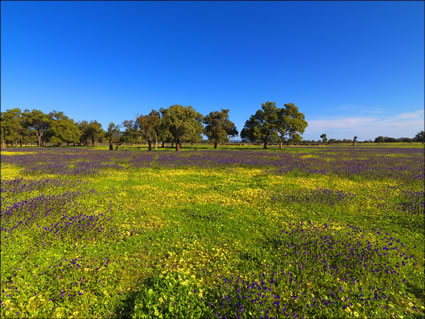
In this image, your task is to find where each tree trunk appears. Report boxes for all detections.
[1,141,5,149]
[279,141,283,150]
[115,144,119,150]
[148,140,152,151]
[263,141,268,149]
[171,142,174,148]
[36,132,42,147]
[109,143,113,151]
[154,134,158,150]
[214,141,218,149]
[176,139,181,151]
[162,141,165,148]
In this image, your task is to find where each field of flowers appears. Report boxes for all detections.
[1,145,424,318]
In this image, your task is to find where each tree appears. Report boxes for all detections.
[22,109,51,147]
[121,120,141,145]
[375,136,385,143]
[186,125,204,146]
[105,122,122,150]
[203,109,238,149]
[157,108,173,148]
[398,137,413,143]
[320,134,328,144]
[414,131,425,144]
[160,105,203,151]
[48,119,80,146]
[241,102,279,149]
[78,121,90,145]
[79,121,104,146]
[49,110,69,121]
[136,110,160,151]
[1,108,23,148]
[276,103,308,149]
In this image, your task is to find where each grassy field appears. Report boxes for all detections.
[1,145,424,318]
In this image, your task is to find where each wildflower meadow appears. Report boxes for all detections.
[1,145,424,318]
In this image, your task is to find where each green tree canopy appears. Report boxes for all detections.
[160,105,203,151]
[320,133,328,144]
[48,118,80,146]
[105,122,122,150]
[276,103,308,149]
[241,102,308,149]
[375,136,385,143]
[22,109,51,147]
[1,108,24,148]
[203,109,238,149]
[121,120,141,145]
[79,121,104,146]
[157,108,173,147]
[136,110,160,151]
[49,110,69,121]
[240,102,279,149]
[414,130,425,144]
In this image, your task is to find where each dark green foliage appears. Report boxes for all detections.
[136,110,160,151]
[47,111,80,146]
[2,104,422,150]
[276,103,308,148]
[241,102,279,149]
[375,136,385,143]
[121,120,141,145]
[203,109,238,148]
[105,122,122,150]
[160,105,203,151]
[414,131,425,144]
[22,109,51,147]
[48,120,80,146]
[78,120,104,146]
[157,109,174,147]
[241,102,307,149]
[1,108,25,147]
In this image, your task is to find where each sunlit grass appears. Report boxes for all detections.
[1,145,424,318]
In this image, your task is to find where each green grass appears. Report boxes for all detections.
[1,145,424,318]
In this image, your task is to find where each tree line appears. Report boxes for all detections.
[2,105,423,150]
[373,134,424,144]
[317,133,425,145]
[1,102,308,151]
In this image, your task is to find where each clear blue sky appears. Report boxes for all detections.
[2,1,424,140]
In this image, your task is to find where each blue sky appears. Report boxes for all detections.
[2,1,424,140]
